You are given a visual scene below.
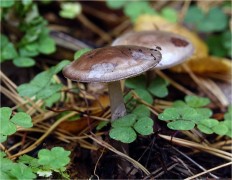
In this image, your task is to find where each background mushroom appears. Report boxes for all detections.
[112,30,194,69]
[63,45,162,120]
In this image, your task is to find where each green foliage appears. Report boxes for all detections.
[13,57,35,67]
[1,1,56,67]
[134,89,153,105]
[133,117,153,135]
[185,6,228,33]
[106,0,127,9]
[106,0,180,23]
[38,147,71,170]
[0,0,15,8]
[159,107,201,130]
[185,95,210,107]
[123,1,156,22]
[148,77,169,98]
[59,2,82,19]
[17,60,70,107]
[125,75,169,104]
[0,35,18,62]
[160,7,178,23]
[132,104,151,118]
[0,107,33,143]
[74,48,92,60]
[158,96,231,137]
[206,32,231,58]
[184,5,231,58]
[109,114,154,143]
[1,147,70,179]
[125,75,147,89]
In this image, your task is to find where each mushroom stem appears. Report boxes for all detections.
[108,81,127,121]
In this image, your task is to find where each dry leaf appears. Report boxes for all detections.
[172,56,232,74]
[58,117,94,134]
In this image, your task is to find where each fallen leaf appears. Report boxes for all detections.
[172,56,232,74]
[58,117,94,134]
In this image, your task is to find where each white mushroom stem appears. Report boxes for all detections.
[108,81,127,121]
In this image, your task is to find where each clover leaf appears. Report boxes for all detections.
[224,105,232,120]
[10,163,36,180]
[38,147,70,170]
[168,120,195,131]
[0,0,15,7]
[10,112,33,128]
[133,117,153,135]
[134,89,153,105]
[185,95,210,108]
[148,77,169,98]
[109,127,137,143]
[124,1,156,22]
[212,122,228,136]
[158,107,202,130]
[125,75,146,90]
[132,104,150,118]
[0,107,33,142]
[109,113,154,143]
[13,57,35,67]
[17,60,70,106]
[106,0,127,9]
[185,6,228,32]
[112,114,137,127]
[197,118,219,134]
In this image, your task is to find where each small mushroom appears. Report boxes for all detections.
[112,30,194,69]
[63,45,162,120]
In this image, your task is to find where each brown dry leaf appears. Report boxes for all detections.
[58,117,94,134]
[172,56,232,74]
[134,15,232,74]
[91,94,110,114]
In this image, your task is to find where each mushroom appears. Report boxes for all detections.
[112,30,194,69]
[63,45,162,120]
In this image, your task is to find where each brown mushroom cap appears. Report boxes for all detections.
[112,30,194,69]
[62,45,162,82]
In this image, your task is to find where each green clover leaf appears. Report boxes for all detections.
[185,95,210,108]
[112,114,137,128]
[109,127,136,143]
[38,147,71,170]
[133,117,153,135]
[10,163,36,180]
[132,104,150,118]
[0,107,33,142]
[134,89,153,105]
[10,112,33,128]
[167,120,195,131]
[125,75,146,90]
[148,77,169,98]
